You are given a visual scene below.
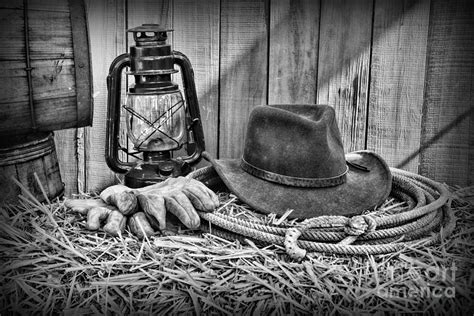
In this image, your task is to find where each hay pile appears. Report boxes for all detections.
[0,186,473,315]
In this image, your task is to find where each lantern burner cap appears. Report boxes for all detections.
[128,24,173,46]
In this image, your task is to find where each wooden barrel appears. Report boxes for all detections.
[0,132,64,205]
[0,0,92,136]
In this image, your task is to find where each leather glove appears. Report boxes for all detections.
[64,199,127,237]
[133,176,219,231]
[65,177,219,239]
[100,176,219,236]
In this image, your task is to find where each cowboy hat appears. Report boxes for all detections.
[204,104,392,219]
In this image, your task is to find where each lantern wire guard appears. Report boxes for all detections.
[123,98,184,150]
[188,164,455,259]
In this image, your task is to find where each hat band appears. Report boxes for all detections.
[240,158,348,188]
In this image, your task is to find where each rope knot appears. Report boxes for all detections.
[344,215,376,236]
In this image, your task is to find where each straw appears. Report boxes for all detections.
[0,186,473,314]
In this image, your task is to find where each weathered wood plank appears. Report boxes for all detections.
[366,0,430,172]
[173,0,220,159]
[219,0,268,158]
[31,58,74,101]
[0,61,29,103]
[0,8,24,61]
[29,0,70,12]
[0,1,22,9]
[0,9,74,61]
[42,142,64,199]
[317,0,373,153]
[268,0,319,104]
[0,58,77,137]
[0,59,76,103]
[0,165,20,205]
[20,157,49,198]
[54,129,77,196]
[28,9,73,59]
[84,0,126,192]
[0,0,68,11]
[0,97,78,135]
[419,0,474,186]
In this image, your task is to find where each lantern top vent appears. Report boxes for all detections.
[127,24,173,46]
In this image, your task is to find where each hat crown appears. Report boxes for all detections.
[242,104,347,187]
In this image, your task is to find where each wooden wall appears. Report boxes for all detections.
[54,0,474,195]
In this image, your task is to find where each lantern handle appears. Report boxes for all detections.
[106,53,135,173]
[173,51,205,165]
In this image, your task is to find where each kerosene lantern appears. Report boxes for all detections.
[106,24,205,188]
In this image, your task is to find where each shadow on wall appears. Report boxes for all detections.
[396,106,474,169]
[188,0,471,181]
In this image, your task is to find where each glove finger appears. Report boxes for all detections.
[115,191,138,215]
[100,185,138,215]
[100,184,129,203]
[138,194,167,230]
[128,212,155,239]
[164,193,200,229]
[188,179,220,208]
[103,210,126,237]
[65,199,108,215]
[182,186,216,211]
[203,186,220,208]
[134,177,176,194]
[86,207,111,230]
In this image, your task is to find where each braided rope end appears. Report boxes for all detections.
[285,228,306,260]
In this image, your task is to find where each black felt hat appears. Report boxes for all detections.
[204,104,392,219]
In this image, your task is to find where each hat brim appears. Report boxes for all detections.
[205,150,392,219]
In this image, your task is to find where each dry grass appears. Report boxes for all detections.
[0,185,473,315]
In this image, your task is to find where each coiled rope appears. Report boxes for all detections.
[188,166,456,259]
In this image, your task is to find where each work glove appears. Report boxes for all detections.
[132,177,220,231]
[65,177,219,239]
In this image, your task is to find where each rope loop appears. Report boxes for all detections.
[284,215,378,259]
[344,215,377,236]
[190,166,455,259]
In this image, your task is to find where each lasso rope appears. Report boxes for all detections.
[188,166,456,259]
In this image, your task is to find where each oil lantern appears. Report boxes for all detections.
[106,24,205,188]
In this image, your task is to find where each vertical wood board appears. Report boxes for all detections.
[367,0,430,172]
[419,0,474,186]
[268,0,319,104]
[219,0,269,158]
[51,0,77,196]
[84,0,126,192]
[54,129,77,196]
[317,0,373,153]
[173,0,220,159]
